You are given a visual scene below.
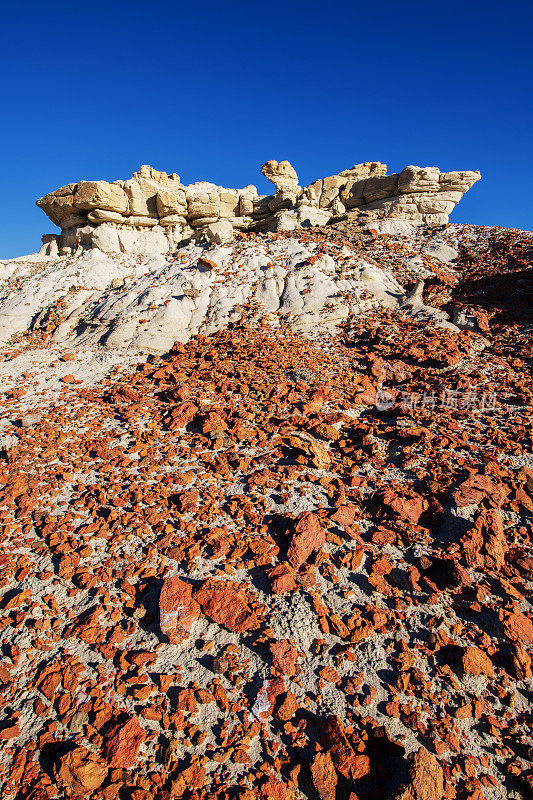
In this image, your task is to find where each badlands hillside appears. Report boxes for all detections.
[0,160,532,800]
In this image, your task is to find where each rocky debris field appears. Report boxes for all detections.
[0,222,531,800]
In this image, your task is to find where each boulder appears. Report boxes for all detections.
[269,210,298,232]
[74,180,129,213]
[91,224,121,253]
[422,241,458,262]
[204,219,234,245]
[297,205,331,227]
[398,166,441,194]
[364,219,417,236]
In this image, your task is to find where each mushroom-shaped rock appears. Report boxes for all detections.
[261,159,301,197]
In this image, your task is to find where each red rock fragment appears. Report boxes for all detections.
[169,402,199,429]
[194,578,259,633]
[175,490,199,513]
[252,677,285,719]
[453,474,507,508]
[392,747,444,800]
[380,488,423,524]
[0,724,19,739]
[287,511,325,569]
[103,715,146,768]
[268,563,296,594]
[159,576,200,644]
[55,746,108,796]
[462,509,507,571]
[259,774,287,800]
[319,714,370,780]
[500,611,533,646]
[270,639,299,676]
[199,411,227,433]
[330,504,356,527]
[311,750,337,800]
[462,647,494,678]
[277,691,298,720]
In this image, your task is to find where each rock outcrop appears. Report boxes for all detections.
[37,159,480,256]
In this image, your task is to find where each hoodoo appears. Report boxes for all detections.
[37,159,480,256]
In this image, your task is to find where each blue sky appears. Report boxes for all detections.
[1,0,531,258]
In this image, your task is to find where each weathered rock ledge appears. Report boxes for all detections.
[37,159,480,256]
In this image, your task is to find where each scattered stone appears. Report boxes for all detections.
[194,578,260,633]
[392,747,444,800]
[55,746,108,796]
[159,576,201,644]
[462,646,495,678]
[103,715,146,768]
[287,511,326,569]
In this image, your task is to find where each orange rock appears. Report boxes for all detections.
[330,504,356,527]
[175,490,199,513]
[380,488,423,524]
[287,512,325,569]
[259,774,287,800]
[462,647,494,678]
[169,402,199,429]
[103,715,146,768]
[0,723,19,739]
[55,746,108,796]
[320,714,370,780]
[392,747,444,800]
[311,750,337,800]
[318,666,340,683]
[462,509,507,571]
[501,611,533,646]
[199,411,227,433]
[159,576,200,644]
[453,475,507,508]
[270,640,299,676]
[277,691,298,721]
[268,563,296,594]
[194,578,259,633]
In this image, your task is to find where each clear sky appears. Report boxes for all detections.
[1,0,531,258]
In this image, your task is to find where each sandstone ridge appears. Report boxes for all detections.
[37,160,480,257]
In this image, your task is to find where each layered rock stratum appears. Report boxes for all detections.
[0,179,532,800]
[36,160,481,257]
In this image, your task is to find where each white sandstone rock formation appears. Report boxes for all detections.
[36,159,481,257]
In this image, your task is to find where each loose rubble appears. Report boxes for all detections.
[0,219,531,800]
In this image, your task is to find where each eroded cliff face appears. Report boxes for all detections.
[36,160,480,256]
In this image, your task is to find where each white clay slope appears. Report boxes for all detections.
[0,238,404,353]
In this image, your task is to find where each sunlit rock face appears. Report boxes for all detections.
[36,160,480,255]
